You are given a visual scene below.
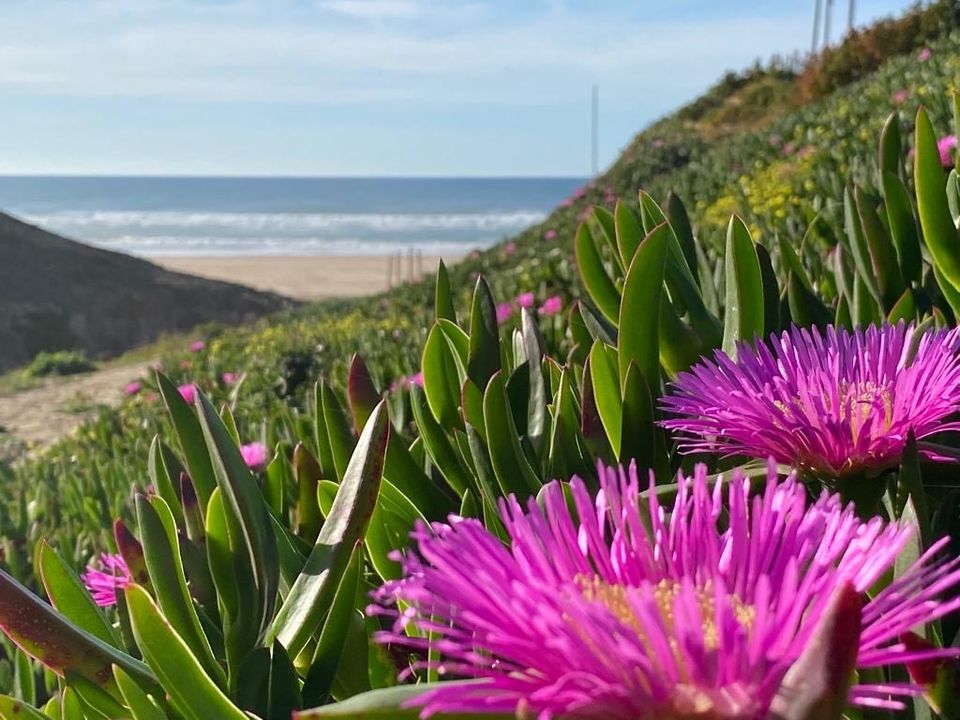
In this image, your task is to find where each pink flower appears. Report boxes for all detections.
[189,340,205,353]
[543,229,557,240]
[496,302,515,325]
[503,242,517,255]
[892,89,908,105]
[573,186,586,199]
[515,292,535,309]
[123,381,141,396]
[538,295,563,317]
[561,197,573,208]
[783,141,796,156]
[81,554,131,607]
[918,47,932,61]
[662,323,960,477]
[222,372,237,385]
[938,135,957,167]
[177,383,197,404]
[390,372,423,392]
[240,442,268,470]
[372,464,960,717]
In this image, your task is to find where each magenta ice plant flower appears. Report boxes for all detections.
[537,294,563,316]
[918,47,932,61]
[544,229,557,240]
[123,381,141,396]
[372,463,960,718]
[81,554,132,607]
[661,323,960,477]
[892,89,909,105]
[240,441,268,470]
[496,302,514,325]
[189,340,205,352]
[222,372,237,385]
[177,383,197,404]
[515,291,535,309]
[391,372,424,392]
[938,135,957,167]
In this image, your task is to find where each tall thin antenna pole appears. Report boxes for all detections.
[823,0,833,47]
[847,0,855,32]
[812,0,822,54]
[591,84,599,177]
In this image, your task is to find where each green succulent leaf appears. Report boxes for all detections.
[575,222,622,325]
[126,584,247,720]
[296,682,510,719]
[0,569,154,690]
[196,388,280,642]
[614,200,644,265]
[618,222,670,389]
[37,542,118,648]
[136,494,224,687]
[0,694,52,720]
[302,546,362,707]
[155,372,217,509]
[721,215,764,356]
[422,323,464,431]
[271,402,388,658]
[113,665,167,720]
[588,340,623,458]
[915,107,960,291]
[482,371,541,497]
[434,258,457,323]
[347,354,381,436]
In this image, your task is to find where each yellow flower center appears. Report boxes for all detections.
[577,577,755,652]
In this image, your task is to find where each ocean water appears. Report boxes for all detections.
[0,176,584,257]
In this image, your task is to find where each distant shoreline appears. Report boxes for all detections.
[151,253,464,302]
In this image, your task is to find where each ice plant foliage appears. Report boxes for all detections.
[81,553,132,607]
[372,464,960,719]
[661,323,960,476]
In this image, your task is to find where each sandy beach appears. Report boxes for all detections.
[152,253,465,302]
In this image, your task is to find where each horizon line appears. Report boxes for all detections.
[0,172,592,181]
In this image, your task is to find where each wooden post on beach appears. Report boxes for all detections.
[407,247,415,282]
[386,253,394,290]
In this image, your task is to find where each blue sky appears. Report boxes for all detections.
[0,0,917,176]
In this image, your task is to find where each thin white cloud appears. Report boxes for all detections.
[318,0,421,20]
[0,1,817,107]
